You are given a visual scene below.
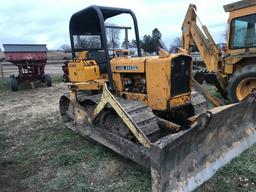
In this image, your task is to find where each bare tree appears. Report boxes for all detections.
[131,39,138,48]
[105,23,121,50]
[80,36,101,49]
[121,39,132,49]
[59,44,71,53]
[169,37,182,53]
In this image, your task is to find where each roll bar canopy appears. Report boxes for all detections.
[69,5,141,89]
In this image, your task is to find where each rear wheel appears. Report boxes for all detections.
[10,77,18,91]
[227,65,256,102]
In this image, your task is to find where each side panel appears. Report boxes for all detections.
[4,52,47,62]
[111,57,147,92]
[68,60,100,82]
[146,58,170,111]
[112,73,123,91]
[68,61,79,82]
[111,57,145,73]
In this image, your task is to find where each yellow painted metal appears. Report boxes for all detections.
[112,73,123,91]
[120,92,147,103]
[69,91,88,124]
[159,49,170,58]
[146,54,192,110]
[236,77,256,101]
[68,59,100,82]
[111,53,192,111]
[224,56,242,66]
[224,64,234,74]
[78,51,89,59]
[146,56,171,110]
[182,3,256,101]
[69,51,192,112]
[111,56,148,73]
[114,49,129,57]
[91,84,151,148]
[68,84,152,148]
[182,3,256,72]
[170,94,191,108]
[227,5,256,55]
[224,0,256,12]
[72,79,106,91]
[182,5,221,73]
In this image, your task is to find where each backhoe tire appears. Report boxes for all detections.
[10,77,18,91]
[227,65,256,103]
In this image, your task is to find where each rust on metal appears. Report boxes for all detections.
[224,0,256,12]
[192,78,223,107]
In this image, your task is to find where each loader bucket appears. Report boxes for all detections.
[150,98,256,192]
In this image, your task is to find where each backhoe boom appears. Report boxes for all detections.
[182,4,222,73]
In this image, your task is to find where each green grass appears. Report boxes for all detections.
[0,81,255,192]
[0,111,151,192]
[0,78,9,91]
[0,74,63,92]
[50,153,84,167]
[195,145,256,192]
[204,85,231,108]
[51,74,63,82]
[0,133,6,144]
[2,110,255,192]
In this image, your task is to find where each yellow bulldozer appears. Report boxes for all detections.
[59,5,256,192]
[182,0,256,102]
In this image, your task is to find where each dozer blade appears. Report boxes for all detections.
[151,97,256,192]
[60,86,256,192]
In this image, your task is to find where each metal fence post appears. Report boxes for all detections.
[0,63,3,79]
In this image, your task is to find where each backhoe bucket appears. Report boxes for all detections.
[150,98,256,192]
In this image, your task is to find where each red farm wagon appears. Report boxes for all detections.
[3,44,52,91]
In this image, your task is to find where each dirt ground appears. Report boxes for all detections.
[0,79,256,192]
[0,81,150,192]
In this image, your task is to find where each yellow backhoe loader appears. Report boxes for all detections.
[182,0,256,102]
[59,5,256,192]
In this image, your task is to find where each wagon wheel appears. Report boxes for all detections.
[45,74,52,87]
[42,74,52,87]
[10,76,18,91]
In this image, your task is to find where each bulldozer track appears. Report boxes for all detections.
[191,90,208,114]
[62,92,160,140]
[66,92,160,140]
[63,90,207,141]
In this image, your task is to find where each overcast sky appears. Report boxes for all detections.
[0,0,235,50]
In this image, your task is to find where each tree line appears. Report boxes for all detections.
[59,27,183,54]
